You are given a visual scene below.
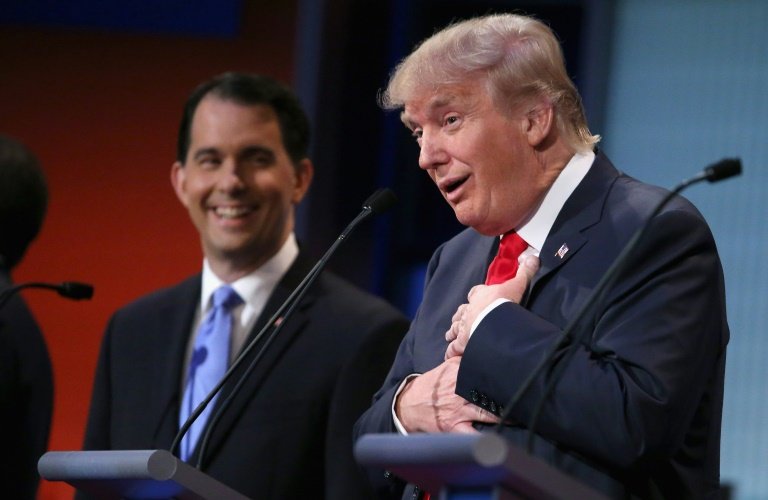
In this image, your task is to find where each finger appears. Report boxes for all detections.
[451,303,466,323]
[519,255,540,280]
[446,335,467,359]
[451,421,479,434]
[447,404,502,432]
[445,339,462,360]
[467,285,483,301]
[496,255,541,302]
[471,405,502,424]
[445,322,457,342]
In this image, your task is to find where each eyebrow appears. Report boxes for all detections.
[192,147,220,161]
[239,145,275,160]
[191,145,276,162]
[240,145,272,154]
[399,111,415,130]
[400,93,462,129]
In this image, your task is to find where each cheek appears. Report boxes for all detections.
[180,177,209,207]
[257,172,296,204]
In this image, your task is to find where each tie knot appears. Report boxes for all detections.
[485,231,529,285]
[499,231,528,256]
[211,285,243,310]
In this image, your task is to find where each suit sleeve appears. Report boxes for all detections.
[353,242,448,441]
[324,310,409,499]
[352,244,451,498]
[456,208,728,467]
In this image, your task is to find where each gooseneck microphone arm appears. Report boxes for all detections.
[169,188,398,463]
[486,158,741,452]
[0,281,95,310]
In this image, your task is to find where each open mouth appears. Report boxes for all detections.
[213,205,253,219]
[443,175,469,194]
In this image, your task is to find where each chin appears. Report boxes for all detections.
[453,212,473,229]
[454,210,484,233]
[471,226,501,237]
[463,218,507,236]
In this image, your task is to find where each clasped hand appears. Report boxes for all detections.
[445,255,540,359]
[395,255,540,434]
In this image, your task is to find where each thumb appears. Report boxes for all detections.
[519,255,540,279]
[497,255,540,301]
[451,422,480,434]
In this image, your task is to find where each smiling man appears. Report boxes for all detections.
[172,92,309,281]
[80,73,409,499]
[355,13,729,499]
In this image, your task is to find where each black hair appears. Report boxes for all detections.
[176,72,310,166]
[0,135,49,270]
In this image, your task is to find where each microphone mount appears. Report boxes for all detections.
[0,281,94,310]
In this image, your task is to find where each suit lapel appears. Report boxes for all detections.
[196,253,317,464]
[151,276,201,450]
[529,153,621,295]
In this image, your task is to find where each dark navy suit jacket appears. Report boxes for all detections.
[355,152,728,499]
[80,252,409,499]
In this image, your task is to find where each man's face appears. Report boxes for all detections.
[402,80,552,236]
[171,95,311,274]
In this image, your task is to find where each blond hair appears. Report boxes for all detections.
[381,13,599,152]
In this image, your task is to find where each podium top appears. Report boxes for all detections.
[39,449,250,500]
[355,433,607,500]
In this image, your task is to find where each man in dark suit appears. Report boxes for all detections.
[80,73,409,499]
[0,134,53,500]
[355,13,728,498]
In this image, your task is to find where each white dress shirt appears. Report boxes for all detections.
[181,233,299,390]
[469,150,595,332]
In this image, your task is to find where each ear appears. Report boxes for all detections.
[291,158,314,204]
[170,161,190,207]
[523,101,554,148]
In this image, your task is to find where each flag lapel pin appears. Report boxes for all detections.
[555,243,569,259]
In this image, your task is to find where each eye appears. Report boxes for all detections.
[443,114,460,127]
[411,128,423,145]
[198,155,221,169]
[243,149,275,167]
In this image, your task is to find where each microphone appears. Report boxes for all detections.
[678,157,742,186]
[488,158,741,451]
[363,188,398,215]
[0,281,94,310]
[169,188,398,465]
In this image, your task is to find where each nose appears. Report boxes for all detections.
[217,159,246,193]
[418,130,449,171]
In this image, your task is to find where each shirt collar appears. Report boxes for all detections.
[516,150,595,253]
[200,232,299,313]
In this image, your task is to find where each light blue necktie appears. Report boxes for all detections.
[179,285,242,462]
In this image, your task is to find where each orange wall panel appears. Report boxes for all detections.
[1,5,296,497]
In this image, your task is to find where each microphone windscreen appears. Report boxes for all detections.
[58,282,95,300]
[705,158,742,182]
[362,188,398,215]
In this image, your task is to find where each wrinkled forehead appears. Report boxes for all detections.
[399,80,486,128]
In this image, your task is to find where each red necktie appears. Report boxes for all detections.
[420,234,527,500]
[485,231,528,285]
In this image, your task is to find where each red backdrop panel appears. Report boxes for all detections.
[0,4,296,498]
